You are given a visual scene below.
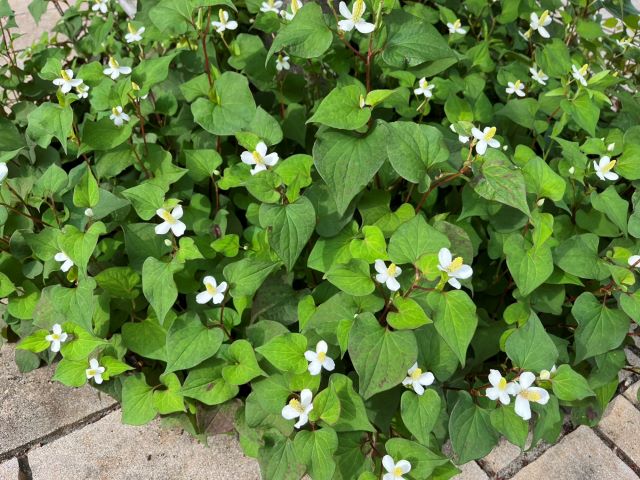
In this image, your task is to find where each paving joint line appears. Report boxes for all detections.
[0,403,119,463]
[593,426,640,477]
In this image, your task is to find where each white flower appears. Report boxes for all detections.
[84,208,94,217]
[449,124,469,144]
[471,126,500,155]
[196,276,228,305]
[628,255,640,268]
[53,69,83,94]
[75,83,90,99]
[155,205,186,237]
[86,358,106,384]
[211,9,238,32]
[530,10,552,38]
[616,37,633,48]
[571,64,589,87]
[0,162,7,184]
[338,0,375,34]
[280,0,302,20]
[506,80,526,97]
[402,362,435,395]
[260,0,283,14]
[382,455,411,480]
[539,365,557,380]
[276,54,290,71]
[486,369,517,405]
[374,259,402,292]
[513,371,550,420]
[45,324,68,353]
[281,389,313,429]
[447,19,466,35]
[109,106,130,127]
[437,247,473,289]
[529,66,548,85]
[92,0,108,14]
[413,77,434,98]
[304,340,335,376]
[240,141,279,175]
[593,156,619,181]
[103,57,132,80]
[54,252,74,272]
[607,142,615,152]
[125,23,145,43]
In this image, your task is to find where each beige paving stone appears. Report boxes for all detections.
[623,380,640,405]
[512,426,637,480]
[23,409,261,480]
[0,457,18,478]
[452,461,489,480]
[479,438,521,474]
[598,395,640,466]
[7,0,61,51]
[0,345,116,454]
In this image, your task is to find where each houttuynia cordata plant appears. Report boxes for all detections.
[1,0,640,478]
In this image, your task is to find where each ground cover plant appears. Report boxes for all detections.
[1,0,640,478]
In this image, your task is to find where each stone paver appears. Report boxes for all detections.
[453,461,488,480]
[0,409,260,480]
[0,345,116,454]
[623,380,640,405]
[512,426,637,480]
[598,395,640,466]
[479,438,522,475]
[7,0,61,51]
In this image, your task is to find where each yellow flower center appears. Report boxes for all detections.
[51,333,61,341]
[206,282,217,295]
[579,64,588,76]
[498,377,507,390]
[289,398,305,414]
[317,351,326,362]
[520,389,542,402]
[410,367,423,381]
[218,9,226,23]
[60,70,71,81]
[602,159,616,172]
[111,107,120,116]
[252,150,265,165]
[447,257,464,273]
[538,69,545,77]
[393,466,404,477]
[420,78,428,89]
[108,56,119,69]
[292,0,300,14]
[484,127,496,141]
[160,210,176,224]
[127,23,136,34]
[387,263,397,277]
[453,19,461,29]
[352,0,365,21]
[513,80,522,90]
[87,369,97,376]
[539,10,549,23]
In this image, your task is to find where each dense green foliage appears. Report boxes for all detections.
[1,0,640,478]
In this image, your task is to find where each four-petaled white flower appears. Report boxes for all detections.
[486,369,517,405]
[0,162,7,184]
[338,0,375,34]
[92,0,108,14]
[506,80,525,97]
[571,64,589,87]
[281,0,302,20]
[76,83,90,99]
[402,362,435,395]
[260,0,283,14]
[513,371,550,420]
[109,106,130,127]
[374,259,402,292]
[382,455,412,480]
[196,276,228,305]
[103,57,132,80]
[529,66,549,86]
[414,77,434,98]
[447,19,466,35]
[629,255,640,268]
[53,69,83,94]
[304,340,335,376]
[276,54,290,72]
[281,389,313,428]
[471,126,500,155]
[241,141,279,175]
[437,247,473,289]
[539,365,557,380]
[593,156,618,182]
[45,323,68,353]
[125,23,145,43]
[86,358,106,384]
[449,124,469,144]
[155,205,186,237]
[211,9,238,32]
[54,251,74,272]
[529,10,552,38]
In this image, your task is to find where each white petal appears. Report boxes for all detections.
[61,259,74,272]
[196,291,212,304]
[486,386,500,400]
[54,252,68,262]
[281,405,299,420]
[218,281,228,293]
[155,222,171,235]
[455,265,473,279]
[308,360,322,375]
[386,276,401,291]
[374,259,387,274]
[355,21,375,34]
[263,153,279,166]
[604,172,619,181]
[316,340,328,353]
[382,455,396,473]
[300,389,313,407]
[488,138,500,148]
[338,19,355,31]
[514,395,531,420]
[402,376,413,387]
[323,356,335,371]
[412,382,425,395]
[51,340,61,353]
[304,350,318,362]
[170,221,186,237]
[471,127,484,140]
[506,382,520,396]
[171,204,184,219]
[396,460,411,474]
[93,374,104,384]
[529,387,550,405]
[212,292,225,304]
[203,276,216,287]
[338,1,351,18]
[251,164,267,175]
[255,142,268,156]
[488,369,502,388]
[394,265,402,277]
[407,362,418,374]
[419,371,434,386]
[519,371,536,389]
[498,391,511,405]
[241,151,255,165]
[226,21,238,30]
[89,358,100,369]
[628,255,640,266]
[53,324,62,334]
[438,248,452,268]
[538,26,550,38]
[375,272,389,284]
[448,277,461,289]
[475,140,488,155]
